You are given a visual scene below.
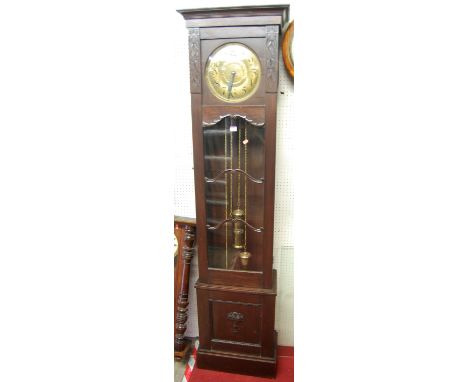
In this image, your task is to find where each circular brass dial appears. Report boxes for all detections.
[205,43,261,103]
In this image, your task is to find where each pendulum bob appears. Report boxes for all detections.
[239,251,251,268]
[232,209,245,249]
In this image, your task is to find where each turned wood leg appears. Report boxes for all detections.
[174,224,196,352]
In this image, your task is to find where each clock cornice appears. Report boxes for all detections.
[177,4,289,28]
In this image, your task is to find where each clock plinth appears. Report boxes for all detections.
[178,5,289,378]
[195,271,278,377]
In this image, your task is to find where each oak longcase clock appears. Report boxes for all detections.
[177,5,289,378]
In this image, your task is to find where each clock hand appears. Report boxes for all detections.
[227,71,236,98]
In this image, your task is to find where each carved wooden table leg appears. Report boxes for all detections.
[174,223,196,354]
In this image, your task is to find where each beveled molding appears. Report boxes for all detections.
[196,331,278,378]
[196,269,277,295]
[177,5,289,28]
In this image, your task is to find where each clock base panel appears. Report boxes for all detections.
[195,272,278,377]
[196,331,278,378]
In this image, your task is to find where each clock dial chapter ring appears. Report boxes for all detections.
[205,43,261,103]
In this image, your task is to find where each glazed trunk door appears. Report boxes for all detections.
[204,116,264,276]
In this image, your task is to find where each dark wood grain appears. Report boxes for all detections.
[178,5,289,29]
[195,272,277,370]
[191,93,209,284]
[202,105,265,126]
[200,26,266,40]
[208,268,262,288]
[262,93,278,289]
[196,269,276,296]
[179,5,288,377]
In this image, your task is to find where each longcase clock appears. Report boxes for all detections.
[177,5,289,378]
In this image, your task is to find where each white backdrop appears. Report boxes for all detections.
[3,1,468,381]
[4,1,468,381]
